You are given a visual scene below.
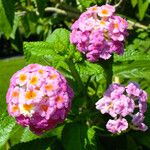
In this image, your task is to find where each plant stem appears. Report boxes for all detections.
[45,7,79,19]
[106,0,112,4]
[100,56,113,89]
[106,0,110,4]
[66,59,84,94]
[114,0,123,8]
[127,19,148,30]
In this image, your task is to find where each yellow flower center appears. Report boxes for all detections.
[38,69,44,74]
[114,23,119,28]
[19,74,27,82]
[100,20,106,26]
[92,7,97,11]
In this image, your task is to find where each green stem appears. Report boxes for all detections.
[66,59,84,94]
[45,7,79,19]
[100,56,113,89]
[114,0,123,8]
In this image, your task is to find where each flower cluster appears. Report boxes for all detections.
[96,82,148,133]
[70,4,128,62]
[6,64,74,135]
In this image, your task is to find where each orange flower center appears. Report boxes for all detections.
[56,96,63,103]
[23,104,33,111]
[114,23,119,28]
[35,87,40,90]
[101,9,108,15]
[25,91,37,100]
[12,105,19,112]
[45,84,53,91]
[12,91,19,98]
[41,105,48,112]
[49,74,57,79]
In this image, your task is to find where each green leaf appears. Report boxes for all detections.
[144,103,150,125]
[0,113,16,148]
[62,123,88,150]
[24,41,67,69]
[114,42,150,79]
[77,0,96,9]
[9,125,25,146]
[41,124,64,139]
[10,29,23,52]
[46,28,71,55]
[20,14,31,38]
[76,60,103,83]
[0,0,15,38]
[131,131,150,149]
[131,0,138,7]
[10,14,20,39]
[10,138,51,150]
[20,127,39,143]
[114,60,150,79]
[126,135,138,150]
[86,127,98,150]
[114,46,150,62]
[20,12,38,38]
[138,0,149,20]
[20,125,64,143]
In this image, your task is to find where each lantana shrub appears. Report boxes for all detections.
[6,64,74,134]
[4,3,149,149]
[70,4,128,62]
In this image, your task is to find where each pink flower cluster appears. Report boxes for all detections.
[70,4,128,62]
[6,64,74,135]
[96,82,148,133]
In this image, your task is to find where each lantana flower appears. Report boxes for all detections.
[70,4,128,62]
[96,82,148,133]
[6,64,74,135]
